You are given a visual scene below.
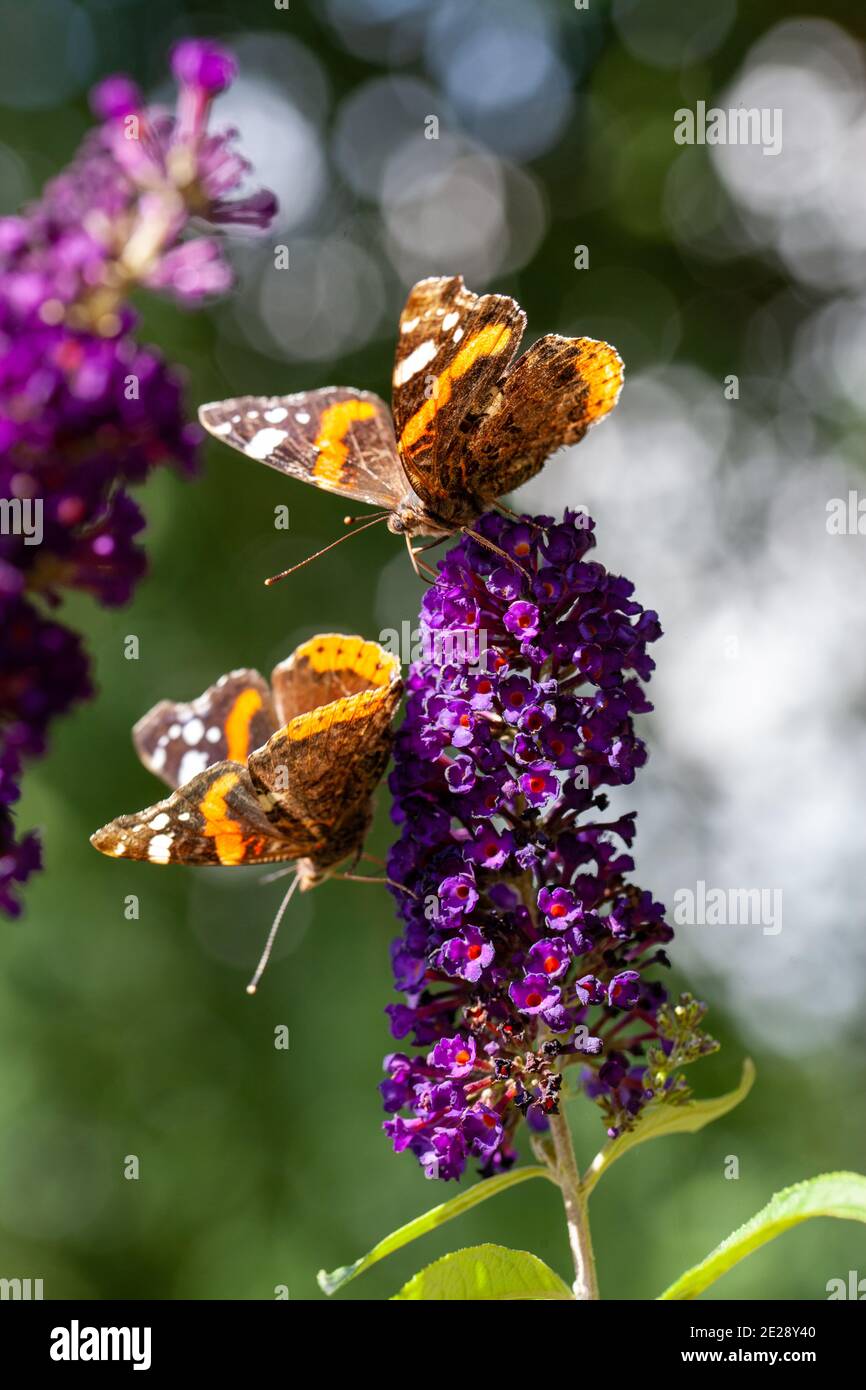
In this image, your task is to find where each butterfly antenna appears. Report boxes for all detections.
[344,511,388,526]
[264,513,389,586]
[246,871,300,995]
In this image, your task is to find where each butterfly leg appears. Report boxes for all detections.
[493,501,545,532]
[461,526,530,578]
[334,871,417,898]
[404,532,438,583]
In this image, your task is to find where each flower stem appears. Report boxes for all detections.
[548,1110,599,1300]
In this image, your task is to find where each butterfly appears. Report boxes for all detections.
[198,274,623,579]
[90,634,403,990]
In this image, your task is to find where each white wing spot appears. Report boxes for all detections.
[401,316,419,333]
[206,726,222,744]
[150,746,167,771]
[183,717,205,746]
[179,750,209,782]
[394,340,438,386]
[168,724,181,739]
[213,421,232,435]
[148,834,174,864]
[149,812,170,831]
[452,327,464,343]
[442,311,459,331]
[264,407,288,423]
[245,428,287,461]
[295,411,311,424]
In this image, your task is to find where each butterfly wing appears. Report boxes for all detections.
[198,388,406,510]
[391,275,526,521]
[249,634,403,873]
[269,633,400,726]
[133,670,277,790]
[90,762,324,867]
[466,333,624,499]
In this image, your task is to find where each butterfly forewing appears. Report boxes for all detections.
[90,761,323,867]
[391,276,526,521]
[198,388,406,510]
[133,669,276,790]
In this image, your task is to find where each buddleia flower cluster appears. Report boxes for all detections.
[382,510,716,1180]
[0,40,276,915]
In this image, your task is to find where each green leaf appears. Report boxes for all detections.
[317,1164,554,1296]
[392,1243,573,1301]
[583,1057,755,1197]
[658,1171,866,1300]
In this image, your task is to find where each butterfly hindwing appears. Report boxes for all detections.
[270,633,400,725]
[90,761,323,867]
[466,333,625,500]
[133,669,277,790]
[198,388,405,509]
[249,635,402,872]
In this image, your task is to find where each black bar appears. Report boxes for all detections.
[0,1297,860,1372]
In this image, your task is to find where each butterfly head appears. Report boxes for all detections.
[386,498,449,539]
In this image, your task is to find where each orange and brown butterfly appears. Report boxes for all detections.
[90,634,401,889]
[197,274,623,575]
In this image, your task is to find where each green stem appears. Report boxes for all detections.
[548,1110,599,1300]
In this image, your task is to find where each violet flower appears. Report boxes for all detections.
[382,510,717,1180]
[0,40,276,915]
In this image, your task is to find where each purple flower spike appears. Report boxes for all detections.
[0,40,275,915]
[381,511,714,1179]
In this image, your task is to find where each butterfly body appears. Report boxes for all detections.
[199,276,623,549]
[91,635,402,883]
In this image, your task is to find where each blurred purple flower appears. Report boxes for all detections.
[382,510,715,1180]
[0,39,276,915]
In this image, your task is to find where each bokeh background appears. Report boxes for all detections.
[2,0,865,1300]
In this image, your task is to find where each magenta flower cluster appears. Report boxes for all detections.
[0,40,276,914]
[382,510,679,1180]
